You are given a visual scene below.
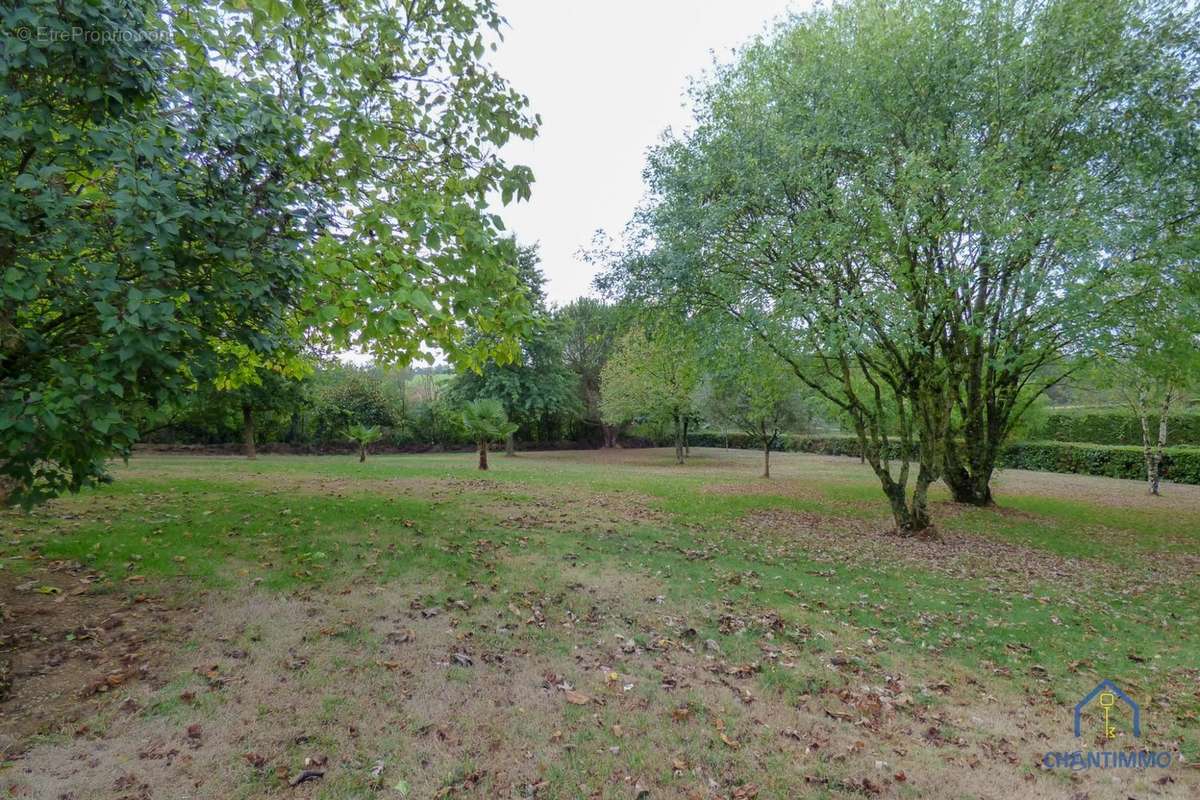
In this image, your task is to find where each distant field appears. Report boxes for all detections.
[2,449,1198,799]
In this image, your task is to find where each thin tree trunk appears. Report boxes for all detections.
[478,441,489,471]
[359,443,366,463]
[1137,387,1157,495]
[762,424,773,479]
[1150,387,1173,496]
[241,402,256,460]
[683,417,690,457]
[673,415,684,464]
[505,431,515,456]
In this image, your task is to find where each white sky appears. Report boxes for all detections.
[489,0,805,305]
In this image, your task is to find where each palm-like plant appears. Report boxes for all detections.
[461,399,517,471]
[344,423,383,463]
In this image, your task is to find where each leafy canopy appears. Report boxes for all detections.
[460,398,517,443]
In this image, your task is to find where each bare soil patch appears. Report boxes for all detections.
[4,570,1193,799]
[0,563,197,759]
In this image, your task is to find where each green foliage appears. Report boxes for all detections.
[1031,409,1200,447]
[701,336,813,447]
[1,0,310,504]
[344,424,382,446]
[605,0,1200,522]
[460,398,517,445]
[556,298,624,429]
[176,0,540,370]
[447,245,581,441]
[2,0,540,504]
[308,365,405,443]
[672,432,1200,486]
[599,326,699,427]
[1001,441,1200,485]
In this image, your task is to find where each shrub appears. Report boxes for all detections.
[1030,408,1200,447]
[690,432,1200,485]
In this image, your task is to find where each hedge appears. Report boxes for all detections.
[680,431,1200,485]
[1030,408,1200,447]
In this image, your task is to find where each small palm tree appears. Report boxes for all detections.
[461,399,517,471]
[344,423,382,463]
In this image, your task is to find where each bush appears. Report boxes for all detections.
[1030,408,1200,447]
[689,432,1200,485]
[999,441,1200,484]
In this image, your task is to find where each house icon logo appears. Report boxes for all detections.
[1074,680,1140,738]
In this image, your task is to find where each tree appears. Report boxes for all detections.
[703,339,812,478]
[345,424,383,463]
[179,0,540,371]
[2,0,541,505]
[600,326,699,464]
[557,299,624,446]
[2,0,311,503]
[448,245,580,453]
[461,399,517,471]
[608,0,1200,533]
[1099,273,1200,494]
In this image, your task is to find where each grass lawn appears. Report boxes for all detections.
[1,448,1198,799]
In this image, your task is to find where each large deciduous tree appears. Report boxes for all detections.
[2,0,539,505]
[2,0,311,503]
[608,0,1200,533]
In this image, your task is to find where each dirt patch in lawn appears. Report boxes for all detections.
[0,562,198,759]
[3,569,1195,800]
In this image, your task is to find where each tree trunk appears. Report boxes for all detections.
[505,431,515,457]
[358,443,366,463]
[1148,386,1173,496]
[1137,387,1157,495]
[683,417,690,458]
[601,424,618,448]
[762,424,773,479]
[241,402,256,460]
[673,415,684,464]
[478,440,489,471]
[943,462,994,506]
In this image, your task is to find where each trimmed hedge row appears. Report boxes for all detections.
[1030,408,1200,447]
[682,432,1200,485]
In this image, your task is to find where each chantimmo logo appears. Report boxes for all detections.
[1074,679,1140,738]
[1042,680,1172,771]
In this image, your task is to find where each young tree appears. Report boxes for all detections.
[461,399,517,471]
[608,0,1200,533]
[1100,274,1200,495]
[557,299,624,446]
[599,326,699,464]
[703,343,812,478]
[448,245,581,453]
[345,424,383,464]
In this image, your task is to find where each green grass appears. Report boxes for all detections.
[4,447,1199,794]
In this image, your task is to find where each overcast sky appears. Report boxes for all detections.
[488,0,805,305]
